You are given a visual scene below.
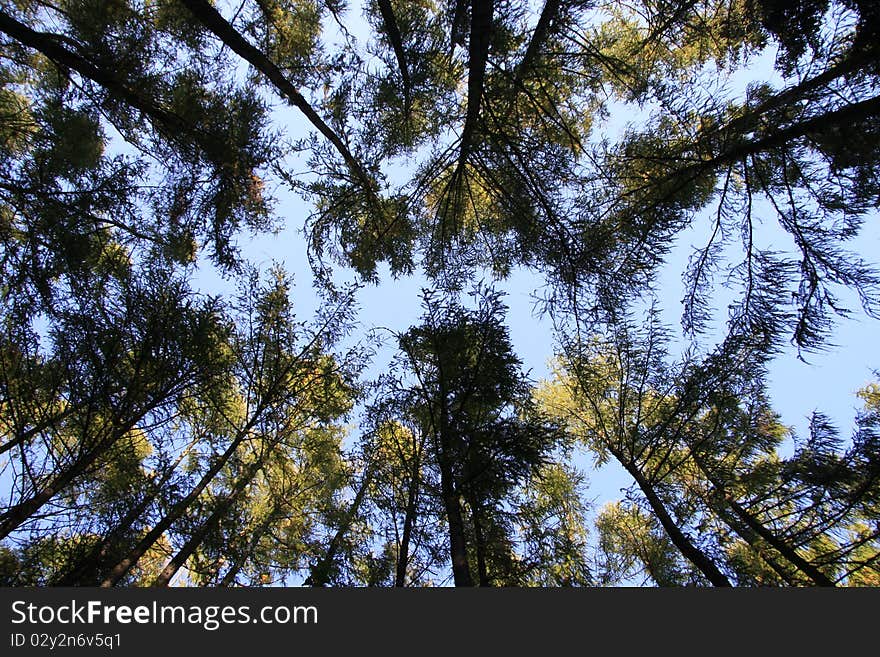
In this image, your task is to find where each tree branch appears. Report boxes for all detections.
[179,0,377,194]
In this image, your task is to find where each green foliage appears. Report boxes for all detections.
[517,462,593,586]
[596,501,697,586]
[1,0,878,587]
[539,305,880,586]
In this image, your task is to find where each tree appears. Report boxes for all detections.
[0,268,231,542]
[595,500,703,586]
[1,263,359,587]
[358,417,440,587]
[98,269,357,587]
[538,308,880,586]
[1,0,878,587]
[354,287,565,586]
[544,0,880,356]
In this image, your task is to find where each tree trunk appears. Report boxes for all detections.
[0,405,75,458]
[704,94,880,171]
[619,454,732,586]
[0,449,101,539]
[53,442,196,586]
[456,0,494,168]
[469,495,491,586]
[152,454,265,587]
[179,0,375,195]
[307,461,375,586]
[394,442,422,587]
[710,502,802,585]
[100,427,254,587]
[512,0,561,88]
[218,508,279,586]
[683,438,836,586]
[716,484,835,586]
[0,10,203,149]
[0,413,150,540]
[436,383,473,586]
[376,0,411,114]
[439,468,473,586]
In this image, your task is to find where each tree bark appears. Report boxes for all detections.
[468,495,491,586]
[0,405,75,458]
[394,437,422,587]
[512,0,561,89]
[709,502,803,585]
[456,0,493,168]
[450,0,469,49]
[0,404,162,540]
[710,478,836,586]
[376,0,411,110]
[702,94,880,172]
[435,358,474,586]
[437,391,473,586]
[218,508,279,586]
[306,461,375,586]
[438,464,473,586]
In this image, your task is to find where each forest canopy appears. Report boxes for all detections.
[0,0,878,586]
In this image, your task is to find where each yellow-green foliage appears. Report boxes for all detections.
[857,382,880,409]
[95,428,154,492]
[253,0,323,75]
[0,86,36,154]
[596,500,689,586]
[843,522,880,587]
[593,0,765,99]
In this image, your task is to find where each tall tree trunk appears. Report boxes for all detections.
[0,10,210,153]
[512,0,561,88]
[0,408,156,540]
[219,508,279,586]
[0,445,104,539]
[711,503,804,585]
[100,426,255,587]
[0,405,75,458]
[307,461,375,586]
[450,0,468,49]
[179,0,376,195]
[618,453,732,586]
[438,465,473,586]
[376,0,411,116]
[703,95,880,171]
[52,441,197,586]
[436,383,473,586]
[456,0,494,168]
[706,475,836,586]
[708,47,877,144]
[394,442,422,587]
[152,453,266,587]
[468,494,491,586]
